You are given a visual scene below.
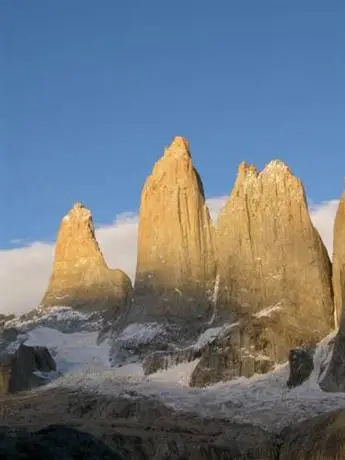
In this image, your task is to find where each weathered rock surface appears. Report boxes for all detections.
[216,160,333,330]
[194,160,334,383]
[130,136,216,325]
[3,386,345,459]
[286,346,315,389]
[189,312,305,388]
[0,344,56,394]
[280,409,345,459]
[0,388,281,459]
[40,202,132,313]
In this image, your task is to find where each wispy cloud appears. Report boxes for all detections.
[0,197,338,315]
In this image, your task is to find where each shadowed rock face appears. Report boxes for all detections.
[320,193,345,392]
[0,388,281,460]
[332,192,345,329]
[215,160,334,338]
[280,409,345,459]
[40,203,132,313]
[0,344,56,395]
[131,137,216,324]
[286,346,315,389]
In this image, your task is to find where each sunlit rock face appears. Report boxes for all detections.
[40,202,132,313]
[132,136,216,324]
[215,160,334,337]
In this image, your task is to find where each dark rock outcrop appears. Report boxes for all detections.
[0,388,281,460]
[280,409,345,459]
[286,346,315,388]
[0,425,124,460]
[130,136,216,325]
[0,315,15,327]
[2,387,345,459]
[40,202,132,313]
[0,344,56,394]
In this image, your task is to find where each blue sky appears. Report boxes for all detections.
[1,0,345,248]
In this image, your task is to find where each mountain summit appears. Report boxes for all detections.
[216,159,334,335]
[39,202,132,313]
[132,136,216,323]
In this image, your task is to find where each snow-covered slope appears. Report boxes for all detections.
[5,306,105,334]
[2,308,345,432]
[21,325,345,431]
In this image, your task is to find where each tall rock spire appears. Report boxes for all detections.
[40,202,132,312]
[216,160,334,337]
[320,192,345,392]
[132,136,216,323]
[332,192,345,329]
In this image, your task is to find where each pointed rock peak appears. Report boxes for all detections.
[70,201,91,217]
[237,161,258,179]
[233,159,298,191]
[39,203,133,312]
[72,201,86,211]
[62,202,92,223]
[164,136,191,158]
[262,159,293,176]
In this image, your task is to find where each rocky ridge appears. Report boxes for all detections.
[113,153,335,384]
[5,136,340,389]
[185,160,335,384]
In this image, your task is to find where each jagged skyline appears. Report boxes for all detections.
[0,172,339,315]
[2,1,344,248]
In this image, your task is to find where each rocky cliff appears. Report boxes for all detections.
[178,160,336,385]
[320,192,345,392]
[40,202,132,313]
[113,158,335,383]
[215,160,334,335]
[131,136,216,324]
[332,192,345,329]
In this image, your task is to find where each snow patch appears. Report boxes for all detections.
[24,327,111,374]
[113,322,164,346]
[5,306,103,334]
[146,360,200,387]
[194,322,239,351]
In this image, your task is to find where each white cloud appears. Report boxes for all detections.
[206,196,228,220]
[309,200,339,256]
[0,197,339,315]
